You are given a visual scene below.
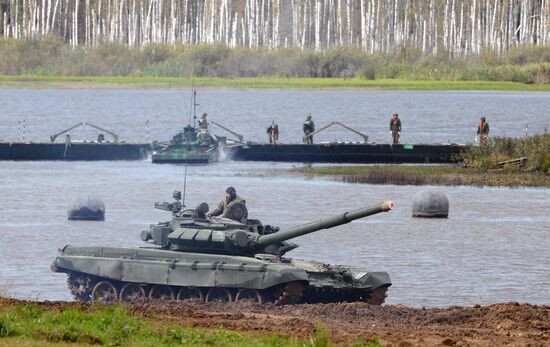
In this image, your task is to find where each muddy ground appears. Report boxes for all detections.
[5,299,548,346]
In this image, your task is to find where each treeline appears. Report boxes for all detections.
[1,37,549,83]
[0,0,548,55]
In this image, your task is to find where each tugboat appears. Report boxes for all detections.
[152,91,219,164]
[151,91,245,164]
[151,121,219,164]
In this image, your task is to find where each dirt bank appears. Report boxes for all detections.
[4,299,547,346]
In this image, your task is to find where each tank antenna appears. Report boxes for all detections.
[188,76,195,127]
[182,155,189,207]
[182,70,196,207]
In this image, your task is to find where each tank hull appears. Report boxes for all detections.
[151,149,218,164]
[52,245,390,304]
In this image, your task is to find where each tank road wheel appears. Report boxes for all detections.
[91,281,118,304]
[235,289,264,305]
[149,285,175,300]
[365,287,388,305]
[272,281,305,305]
[176,287,204,302]
[119,283,146,303]
[205,288,233,303]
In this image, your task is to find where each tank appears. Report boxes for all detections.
[51,190,395,305]
[152,125,219,164]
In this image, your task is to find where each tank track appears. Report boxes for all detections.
[64,272,385,305]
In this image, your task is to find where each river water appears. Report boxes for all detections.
[0,89,549,307]
[1,89,549,144]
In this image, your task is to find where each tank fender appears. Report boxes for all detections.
[168,260,309,289]
[53,253,309,289]
[359,271,392,289]
[52,255,123,280]
[262,266,309,289]
[52,246,310,289]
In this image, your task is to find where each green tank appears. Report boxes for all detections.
[51,191,395,305]
[151,125,219,164]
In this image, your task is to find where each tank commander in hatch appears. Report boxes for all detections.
[206,186,246,218]
[198,112,208,130]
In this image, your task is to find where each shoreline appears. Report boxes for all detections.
[1,297,548,346]
[1,75,550,91]
[295,164,550,188]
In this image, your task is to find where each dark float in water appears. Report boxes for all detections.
[67,197,105,221]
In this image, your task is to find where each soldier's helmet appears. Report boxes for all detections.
[225,186,237,200]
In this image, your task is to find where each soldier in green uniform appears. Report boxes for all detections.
[266,121,279,144]
[389,113,401,144]
[207,187,246,218]
[477,116,490,144]
[303,115,315,144]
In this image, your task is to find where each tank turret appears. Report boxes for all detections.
[142,191,395,256]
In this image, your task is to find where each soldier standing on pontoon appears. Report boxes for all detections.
[266,121,279,144]
[389,113,401,145]
[303,115,315,144]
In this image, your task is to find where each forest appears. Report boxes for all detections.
[1,0,548,55]
[0,1,549,82]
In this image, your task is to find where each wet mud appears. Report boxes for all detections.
[5,298,548,346]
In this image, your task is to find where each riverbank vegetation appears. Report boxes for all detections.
[0,38,550,90]
[0,298,364,347]
[298,135,550,188]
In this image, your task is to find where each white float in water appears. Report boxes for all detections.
[412,190,449,218]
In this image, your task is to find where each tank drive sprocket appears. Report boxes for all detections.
[273,281,306,305]
[67,272,94,302]
[365,287,388,305]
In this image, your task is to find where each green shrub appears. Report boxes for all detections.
[464,135,550,174]
[0,37,549,83]
[506,45,550,65]
[311,323,332,347]
[524,63,550,84]
[0,317,12,337]
[357,65,377,80]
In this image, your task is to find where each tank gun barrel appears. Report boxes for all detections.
[255,201,395,246]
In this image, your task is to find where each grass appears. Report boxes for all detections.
[1,75,550,91]
[0,300,381,347]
